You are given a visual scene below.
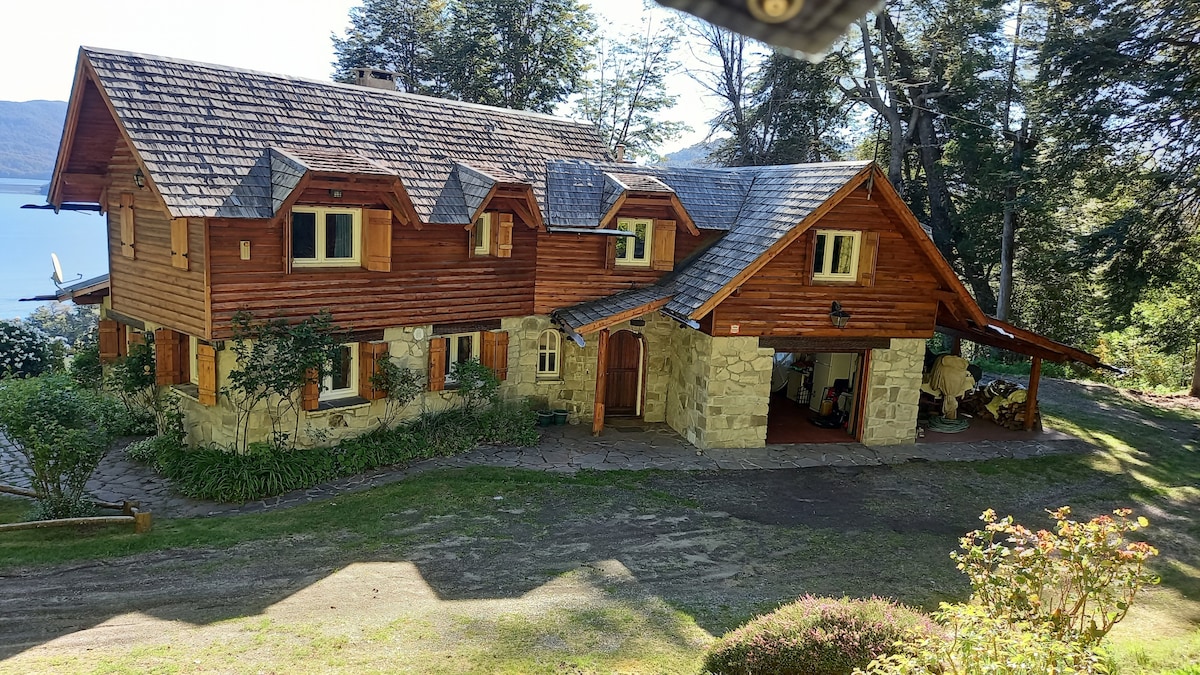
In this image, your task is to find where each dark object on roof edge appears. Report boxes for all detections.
[656,0,880,56]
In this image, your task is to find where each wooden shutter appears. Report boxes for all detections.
[99,320,119,363]
[117,324,129,356]
[651,219,676,271]
[154,328,180,386]
[301,368,320,411]
[363,209,393,272]
[358,342,389,401]
[119,193,135,259]
[170,217,189,270]
[428,337,447,391]
[128,330,145,347]
[857,231,880,286]
[492,331,509,381]
[496,213,514,258]
[197,344,217,406]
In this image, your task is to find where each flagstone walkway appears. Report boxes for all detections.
[0,422,1093,520]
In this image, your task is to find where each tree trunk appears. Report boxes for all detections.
[996,119,1028,321]
[1191,341,1200,398]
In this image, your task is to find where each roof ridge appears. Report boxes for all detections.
[80,46,600,129]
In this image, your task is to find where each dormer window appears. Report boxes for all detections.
[473,212,493,256]
[812,229,860,281]
[292,207,362,267]
[615,218,652,267]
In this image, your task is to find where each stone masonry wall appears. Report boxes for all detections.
[861,337,925,446]
[665,331,773,449]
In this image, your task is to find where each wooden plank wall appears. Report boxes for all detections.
[207,209,539,337]
[709,185,940,339]
[105,140,208,337]
[533,227,717,315]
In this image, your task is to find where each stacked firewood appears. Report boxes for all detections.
[960,380,1040,431]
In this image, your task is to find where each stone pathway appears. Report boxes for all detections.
[0,423,1094,520]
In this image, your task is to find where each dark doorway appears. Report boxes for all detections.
[605,330,643,417]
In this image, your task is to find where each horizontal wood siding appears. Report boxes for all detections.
[207,210,538,338]
[711,186,941,339]
[534,228,717,315]
[106,140,208,337]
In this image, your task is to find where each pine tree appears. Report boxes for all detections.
[331,0,450,95]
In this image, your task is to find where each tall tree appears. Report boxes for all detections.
[686,23,759,164]
[443,0,596,113]
[331,0,450,95]
[573,15,689,160]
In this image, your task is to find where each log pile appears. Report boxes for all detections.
[960,380,1040,431]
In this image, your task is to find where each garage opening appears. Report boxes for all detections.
[767,350,867,444]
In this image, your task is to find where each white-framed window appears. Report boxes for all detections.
[321,343,358,401]
[615,218,652,267]
[444,332,479,385]
[189,335,199,385]
[474,212,492,256]
[537,329,560,379]
[292,207,362,267]
[812,229,861,281]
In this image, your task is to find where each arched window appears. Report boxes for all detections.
[537,329,561,378]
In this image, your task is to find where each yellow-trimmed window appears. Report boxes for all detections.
[292,207,362,267]
[474,212,493,256]
[321,343,359,401]
[812,229,861,281]
[615,218,652,267]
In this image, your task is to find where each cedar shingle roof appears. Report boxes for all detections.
[83,47,609,220]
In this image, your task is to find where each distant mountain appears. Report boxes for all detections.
[0,100,68,179]
[658,140,721,168]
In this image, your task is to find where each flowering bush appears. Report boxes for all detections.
[704,595,936,675]
[0,319,59,379]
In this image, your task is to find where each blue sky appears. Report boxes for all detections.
[0,0,717,154]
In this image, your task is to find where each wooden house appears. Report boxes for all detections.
[49,48,1103,449]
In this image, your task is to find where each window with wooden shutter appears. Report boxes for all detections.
[99,319,119,363]
[856,231,880,286]
[428,337,447,391]
[170,218,189,270]
[176,332,191,384]
[480,331,509,381]
[651,219,676,271]
[362,209,393,272]
[301,368,320,411]
[197,344,217,406]
[154,328,181,386]
[119,193,135,259]
[496,213,514,258]
[358,342,389,400]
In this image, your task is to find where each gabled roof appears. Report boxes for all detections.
[69,47,609,221]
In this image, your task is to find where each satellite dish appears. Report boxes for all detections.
[50,253,64,287]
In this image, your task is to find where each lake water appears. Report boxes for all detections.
[0,179,109,319]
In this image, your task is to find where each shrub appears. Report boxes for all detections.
[451,359,500,410]
[158,441,339,503]
[477,398,539,446]
[704,596,936,675]
[106,338,164,435]
[0,319,59,379]
[70,342,104,390]
[0,374,118,518]
[371,357,423,428]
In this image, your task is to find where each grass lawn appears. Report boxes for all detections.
[0,378,1197,674]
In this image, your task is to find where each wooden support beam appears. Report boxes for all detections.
[951,336,962,356]
[593,328,610,436]
[1024,356,1041,431]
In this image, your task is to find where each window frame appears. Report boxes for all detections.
[189,335,199,385]
[536,329,561,380]
[320,343,359,401]
[812,229,862,282]
[443,332,480,386]
[474,212,493,256]
[614,217,653,268]
[291,206,363,268]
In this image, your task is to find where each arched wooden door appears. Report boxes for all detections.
[605,330,643,417]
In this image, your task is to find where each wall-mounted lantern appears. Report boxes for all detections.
[133,168,146,189]
[830,301,851,329]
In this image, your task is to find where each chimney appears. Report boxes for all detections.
[353,68,400,90]
[614,144,626,163]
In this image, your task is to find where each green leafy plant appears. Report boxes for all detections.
[704,595,935,675]
[371,356,423,428]
[223,311,344,452]
[69,342,104,390]
[451,358,499,411]
[0,319,59,379]
[105,336,163,435]
[0,374,118,518]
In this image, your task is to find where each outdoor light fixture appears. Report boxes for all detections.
[133,168,146,189]
[830,301,851,328]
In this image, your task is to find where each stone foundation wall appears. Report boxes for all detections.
[862,337,925,446]
[665,331,773,449]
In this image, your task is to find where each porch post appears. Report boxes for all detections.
[1024,356,1041,431]
[950,336,962,356]
[593,328,610,436]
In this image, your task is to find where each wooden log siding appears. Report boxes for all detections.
[534,229,717,315]
[710,186,942,339]
[105,140,208,338]
[207,213,540,338]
